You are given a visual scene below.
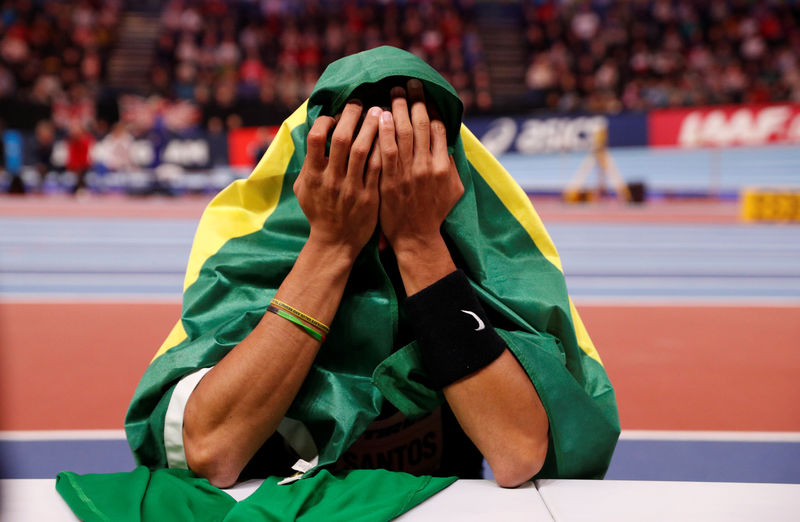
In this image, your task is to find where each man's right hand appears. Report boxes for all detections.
[293,101,382,261]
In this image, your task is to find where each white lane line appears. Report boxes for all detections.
[2,295,798,306]
[572,297,800,307]
[0,294,182,303]
[0,430,127,441]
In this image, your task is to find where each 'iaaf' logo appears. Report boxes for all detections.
[677,106,800,147]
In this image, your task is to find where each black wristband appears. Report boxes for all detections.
[404,269,506,389]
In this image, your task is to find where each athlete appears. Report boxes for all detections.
[176,80,547,489]
[125,47,619,492]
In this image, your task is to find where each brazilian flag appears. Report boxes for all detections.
[57,46,619,521]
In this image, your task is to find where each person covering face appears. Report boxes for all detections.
[125,47,620,491]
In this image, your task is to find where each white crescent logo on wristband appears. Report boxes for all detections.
[461,310,485,331]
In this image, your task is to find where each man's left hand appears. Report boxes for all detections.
[377,79,464,257]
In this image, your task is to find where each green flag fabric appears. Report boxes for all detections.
[225,470,455,521]
[57,467,455,522]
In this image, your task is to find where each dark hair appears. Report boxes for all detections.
[345,77,411,112]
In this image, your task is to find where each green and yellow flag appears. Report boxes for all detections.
[124,46,619,481]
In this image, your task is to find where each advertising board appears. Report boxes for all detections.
[649,104,800,147]
[464,113,648,155]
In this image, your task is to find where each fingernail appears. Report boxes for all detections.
[408,79,422,90]
[390,86,405,98]
[348,98,362,106]
[381,111,393,124]
[369,106,382,117]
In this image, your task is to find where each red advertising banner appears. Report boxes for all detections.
[228,126,280,167]
[649,104,800,147]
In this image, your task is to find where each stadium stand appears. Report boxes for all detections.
[520,0,800,113]
[2,1,799,128]
[0,0,122,131]
[150,0,490,129]
[1,0,799,194]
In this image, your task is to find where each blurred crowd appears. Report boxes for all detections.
[2,0,800,192]
[0,0,121,131]
[0,0,123,192]
[152,0,488,130]
[523,0,800,113]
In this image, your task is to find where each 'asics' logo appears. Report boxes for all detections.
[460,310,485,331]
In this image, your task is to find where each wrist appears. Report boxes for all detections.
[404,269,506,389]
[301,235,360,271]
[392,234,457,296]
[392,234,448,265]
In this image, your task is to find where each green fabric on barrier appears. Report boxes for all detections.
[56,467,235,522]
[226,470,456,521]
[55,467,454,522]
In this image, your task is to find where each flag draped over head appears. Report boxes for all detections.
[58,44,621,522]
[124,45,619,479]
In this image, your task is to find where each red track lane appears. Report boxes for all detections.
[2,302,798,432]
[583,305,800,432]
[0,303,178,430]
[0,195,211,219]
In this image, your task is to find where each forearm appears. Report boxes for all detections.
[443,352,549,488]
[183,238,355,487]
[396,235,549,488]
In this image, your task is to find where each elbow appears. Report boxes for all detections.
[490,438,548,489]
[184,431,240,489]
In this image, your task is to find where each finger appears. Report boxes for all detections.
[378,110,399,179]
[407,79,430,158]
[328,100,362,176]
[364,140,381,192]
[430,119,449,173]
[390,86,413,161]
[305,116,335,170]
[346,106,381,186]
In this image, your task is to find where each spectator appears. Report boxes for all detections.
[65,122,93,194]
[32,119,56,189]
[98,122,134,173]
[0,119,6,190]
